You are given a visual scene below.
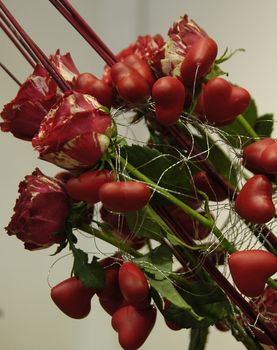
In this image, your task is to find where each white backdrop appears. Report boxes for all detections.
[1,1,277,349]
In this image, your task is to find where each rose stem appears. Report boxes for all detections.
[155,205,277,346]
[0,1,70,92]
[0,61,21,86]
[0,15,36,67]
[49,0,117,66]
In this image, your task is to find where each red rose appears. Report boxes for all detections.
[6,168,69,250]
[161,14,207,76]
[0,65,59,140]
[32,91,112,170]
[0,51,79,141]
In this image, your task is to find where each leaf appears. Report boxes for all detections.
[215,47,245,65]
[121,145,193,196]
[164,281,232,328]
[135,244,172,280]
[205,64,228,80]
[72,248,105,289]
[189,328,209,350]
[149,277,202,321]
[125,208,163,242]
[135,245,202,321]
[194,135,237,187]
[254,113,274,137]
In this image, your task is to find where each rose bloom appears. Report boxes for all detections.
[6,168,70,250]
[32,90,112,170]
[0,50,79,141]
[161,14,208,76]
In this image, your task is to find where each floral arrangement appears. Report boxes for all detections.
[0,1,277,349]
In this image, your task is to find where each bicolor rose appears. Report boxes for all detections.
[32,91,112,170]
[161,14,207,76]
[6,168,69,250]
[0,51,79,141]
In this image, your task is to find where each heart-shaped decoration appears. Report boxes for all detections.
[242,138,275,173]
[228,250,277,297]
[118,262,150,309]
[196,77,250,126]
[235,175,275,224]
[51,277,96,319]
[112,305,157,350]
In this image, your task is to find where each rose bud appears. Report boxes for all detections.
[32,91,112,170]
[6,168,69,249]
[0,51,79,141]
[49,50,79,86]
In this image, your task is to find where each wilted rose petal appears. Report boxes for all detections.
[6,168,69,249]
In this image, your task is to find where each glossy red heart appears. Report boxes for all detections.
[99,181,151,213]
[242,138,276,173]
[180,37,218,86]
[118,262,150,309]
[50,277,96,319]
[196,77,250,126]
[235,175,275,224]
[112,305,157,350]
[228,250,277,297]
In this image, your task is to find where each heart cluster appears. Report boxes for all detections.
[51,260,157,350]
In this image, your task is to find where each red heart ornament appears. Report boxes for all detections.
[235,175,275,224]
[51,277,96,319]
[228,250,277,297]
[112,305,157,350]
[119,262,150,309]
[242,138,275,173]
[197,77,250,126]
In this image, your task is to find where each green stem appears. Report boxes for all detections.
[236,115,259,139]
[267,278,277,290]
[78,224,142,258]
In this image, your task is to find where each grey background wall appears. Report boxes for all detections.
[0,1,276,349]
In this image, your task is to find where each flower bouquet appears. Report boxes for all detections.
[0,1,276,349]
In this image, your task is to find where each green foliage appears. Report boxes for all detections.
[254,113,274,137]
[125,208,163,242]
[163,280,232,328]
[121,145,193,196]
[72,248,105,289]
